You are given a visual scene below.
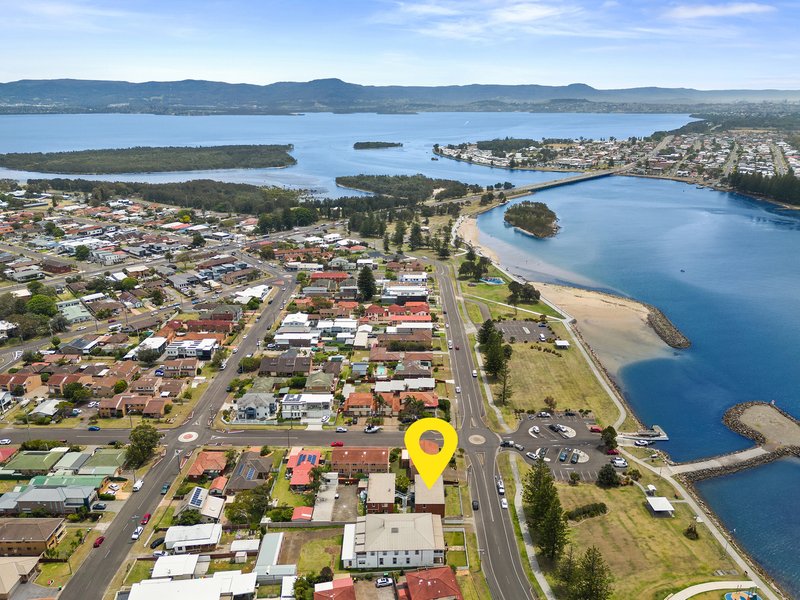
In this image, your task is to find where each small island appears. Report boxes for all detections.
[0,144,296,174]
[504,200,560,238]
[353,141,403,150]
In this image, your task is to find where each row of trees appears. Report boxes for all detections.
[522,460,614,599]
[726,170,800,206]
[477,319,514,404]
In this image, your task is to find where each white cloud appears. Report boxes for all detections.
[665,2,775,19]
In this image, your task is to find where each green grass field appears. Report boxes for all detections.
[445,531,466,547]
[446,550,468,567]
[296,533,345,574]
[445,485,462,517]
[271,463,305,507]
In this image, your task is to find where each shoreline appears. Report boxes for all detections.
[456,213,790,599]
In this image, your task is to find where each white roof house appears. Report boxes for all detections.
[282,313,310,327]
[374,378,436,393]
[151,554,199,579]
[164,523,222,552]
[128,579,219,600]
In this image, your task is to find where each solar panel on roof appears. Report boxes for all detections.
[189,488,204,507]
[246,467,255,480]
[308,456,317,465]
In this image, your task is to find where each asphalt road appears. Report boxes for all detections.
[433,260,535,600]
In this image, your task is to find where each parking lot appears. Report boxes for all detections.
[500,413,612,482]
[495,320,555,342]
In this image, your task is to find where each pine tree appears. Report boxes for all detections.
[498,360,513,404]
[558,545,579,599]
[392,222,406,249]
[538,492,568,561]
[477,319,496,345]
[408,222,423,250]
[484,334,506,378]
[522,460,557,531]
[383,233,390,252]
[576,546,613,600]
[466,246,477,262]
[357,266,377,301]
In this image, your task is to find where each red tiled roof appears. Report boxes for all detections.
[188,451,228,477]
[314,576,356,600]
[292,506,313,521]
[405,567,463,600]
[343,392,375,412]
[0,447,18,464]
[210,476,228,491]
[286,449,322,471]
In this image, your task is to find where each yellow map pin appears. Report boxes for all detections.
[405,418,458,489]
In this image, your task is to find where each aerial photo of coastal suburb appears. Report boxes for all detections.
[0,2,799,600]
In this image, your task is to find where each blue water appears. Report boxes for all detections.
[476,175,800,595]
[0,112,691,196]
[696,458,800,598]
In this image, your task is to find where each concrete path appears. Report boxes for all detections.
[665,580,757,600]
[669,447,768,474]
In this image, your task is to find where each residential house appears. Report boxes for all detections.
[165,339,218,360]
[280,394,333,420]
[164,523,223,554]
[366,473,395,514]
[236,380,276,422]
[226,452,274,493]
[258,349,312,377]
[185,320,234,334]
[0,373,41,395]
[3,451,66,476]
[161,358,199,378]
[0,486,97,515]
[330,447,389,478]
[342,392,375,416]
[402,567,464,600]
[188,451,228,480]
[0,556,40,599]
[313,577,356,600]
[304,372,334,393]
[413,475,445,518]
[176,487,225,523]
[77,448,126,477]
[341,513,445,569]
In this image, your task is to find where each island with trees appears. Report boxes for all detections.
[0,144,296,174]
[353,141,403,150]
[335,173,481,202]
[504,201,560,238]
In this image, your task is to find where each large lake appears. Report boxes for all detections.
[1,111,797,596]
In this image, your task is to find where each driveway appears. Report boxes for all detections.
[11,581,60,600]
[312,473,338,522]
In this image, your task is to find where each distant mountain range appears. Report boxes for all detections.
[1,78,800,115]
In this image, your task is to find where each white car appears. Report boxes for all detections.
[525,452,538,461]
[108,483,120,491]
[131,526,144,540]
[500,498,509,509]
[634,439,651,447]
[336,427,348,433]
[531,425,540,434]
[455,386,461,394]
[611,458,628,468]
[0,439,11,445]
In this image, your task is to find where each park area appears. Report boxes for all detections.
[552,478,740,599]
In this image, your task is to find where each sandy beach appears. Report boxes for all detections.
[535,282,672,375]
[457,215,673,376]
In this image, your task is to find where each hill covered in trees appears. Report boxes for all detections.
[0,145,295,174]
[504,201,560,238]
[335,174,481,202]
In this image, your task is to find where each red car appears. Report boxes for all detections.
[140,513,151,525]
[605,448,620,455]
[330,441,344,447]
[455,345,460,350]
[93,536,106,548]
[589,425,603,433]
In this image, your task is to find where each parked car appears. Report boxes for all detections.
[634,439,651,447]
[558,449,569,462]
[606,448,620,455]
[330,441,344,447]
[564,410,578,417]
[150,537,166,549]
[375,577,394,588]
[538,411,552,418]
[88,426,101,431]
[131,526,144,540]
[499,440,514,448]
[589,425,603,433]
[92,503,107,511]
[513,443,524,451]
[472,500,479,510]
[526,452,539,461]
[364,425,381,434]
[472,369,478,377]
[0,439,10,445]
[108,483,120,491]
[611,457,628,468]
[335,427,348,433]
[570,452,580,464]
[161,483,170,495]
[500,498,509,509]
[93,536,105,548]
[548,424,559,432]
[140,513,151,525]
[530,425,540,434]
[153,551,169,557]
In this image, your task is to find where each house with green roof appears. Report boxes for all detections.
[77,448,126,477]
[3,450,67,476]
[28,475,107,489]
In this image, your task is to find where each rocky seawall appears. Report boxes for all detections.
[644,304,691,349]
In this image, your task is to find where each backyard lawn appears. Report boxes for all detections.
[444,485,462,517]
[446,550,468,567]
[444,531,465,547]
[271,463,305,508]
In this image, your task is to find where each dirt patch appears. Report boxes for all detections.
[353,579,395,600]
[738,403,800,448]
[332,484,359,522]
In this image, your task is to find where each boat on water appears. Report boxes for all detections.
[431,157,439,161]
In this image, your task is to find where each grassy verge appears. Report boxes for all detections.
[458,528,491,600]
[445,485,462,517]
[36,528,103,589]
[123,560,153,585]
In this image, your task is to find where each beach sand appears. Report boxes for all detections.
[535,282,672,375]
[457,215,672,376]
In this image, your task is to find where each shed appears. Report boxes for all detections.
[646,496,675,517]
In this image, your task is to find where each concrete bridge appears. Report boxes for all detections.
[508,163,634,196]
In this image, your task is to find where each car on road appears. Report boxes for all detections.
[335,427,348,433]
[634,439,651,447]
[150,537,166,549]
[497,484,505,496]
[0,439,10,445]
[131,526,144,540]
[375,577,394,588]
[445,323,449,328]
[558,449,570,462]
[153,551,169,557]
[472,369,478,377]
[93,536,106,548]
[140,513,151,525]
[330,441,344,447]
[88,426,101,431]
[537,411,552,418]
[525,452,539,461]
[447,340,453,349]
[364,425,381,434]
[161,483,170,495]
[611,457,628,468]
[530,425,540,434]
[455,345,459,350]
[605,448,620,455]
[472,500,479,510]
[500,498,509,509]
[455,386,461,394]
[92,503,107,511]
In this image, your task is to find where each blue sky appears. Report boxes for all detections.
[1,0,797,88]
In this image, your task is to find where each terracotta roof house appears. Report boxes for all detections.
[188,451,228,480]
[314,576,356,600]
[342,392,375,416]
[402,567,463,600]
[330,447,389,478]
[292,506,313,522]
